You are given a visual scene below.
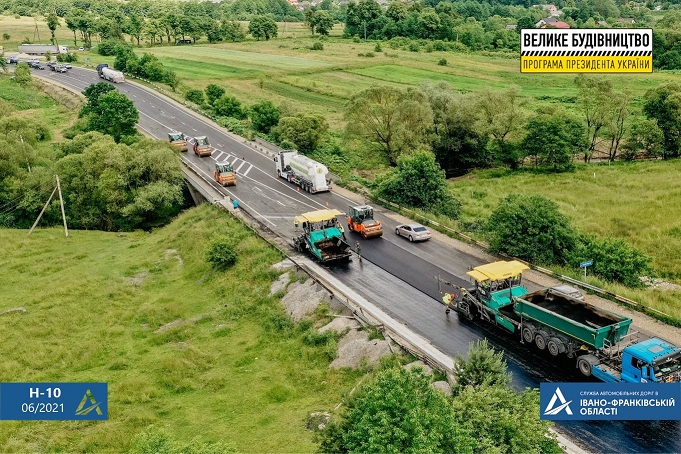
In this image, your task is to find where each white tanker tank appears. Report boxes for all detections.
[274,151,330,193]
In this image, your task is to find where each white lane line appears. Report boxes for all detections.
[186,159,277,228]
[216,151,225,161]
[242,164,253,176]
[230,156,239,166]
[235,161,246,173]
[276,200,285,206]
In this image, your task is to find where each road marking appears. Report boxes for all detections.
[242,164,253,176]
[216,151,225,161]
[230,156,239,166]
[276,200,285,206]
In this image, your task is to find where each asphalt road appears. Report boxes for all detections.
[33,66,681,453]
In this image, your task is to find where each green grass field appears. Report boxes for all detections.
[0,205,362,452]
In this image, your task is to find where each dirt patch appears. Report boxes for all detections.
[280,279,331,322]
[270,272,291,296]
[125,271,148,286]
[330,329,392,370]
[0,307,27,316]
[319,316,361,334]
[640,276,681,291]
[164,249,183,268]
[155,319,183,334]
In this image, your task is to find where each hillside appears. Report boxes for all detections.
[0,204,361,452]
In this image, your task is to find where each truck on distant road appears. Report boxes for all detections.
[446,260,681,383]
[293,209,351,263]
[274,150,330,193]
[96,63,125,83]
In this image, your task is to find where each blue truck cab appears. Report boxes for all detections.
[591,338,681,383]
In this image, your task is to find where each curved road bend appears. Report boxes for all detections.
[37,67,680,453]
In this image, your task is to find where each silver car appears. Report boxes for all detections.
[395,223,431,242]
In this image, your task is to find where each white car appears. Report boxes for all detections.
[395,223,431,242]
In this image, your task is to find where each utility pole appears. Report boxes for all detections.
[56,175,68,237]
[28,187,57,236]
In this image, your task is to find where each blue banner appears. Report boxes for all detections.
[540,382,681,420]
[0,383,107,420]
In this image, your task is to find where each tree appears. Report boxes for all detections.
[275,114,328,153]
[205,84,225,105]
[250,100,280,133]
[0,55,6,73]
[604,92,631,161]
[318,367,475,453]
[87,92,139,143]
[621,118,663,160]
[375,150,461,218]
[213,95,246,119]
[65,9,82,46]
[421,82,489,176]
[46,12,60,46]
[308,10,334,36]
[521,107,585,171]
[345,0,383,39]
[185,89,205,106]
[516,16,535,32]
[221,21,245,42]
[475,86,526,169]
[81,82,116,116]
[345,86,433,165]
[453,339,510,394]
[485,194,577,265]
[124,14,144,46]
[642,83,681,158]
[453,385,561,454]
[575,74,613,162]
[13,63,32,86]
[570,235,650,287]
[248,16,278,41]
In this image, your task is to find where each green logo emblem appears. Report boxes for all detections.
[75,389,103,416]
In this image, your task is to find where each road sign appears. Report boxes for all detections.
[580,260,593,268]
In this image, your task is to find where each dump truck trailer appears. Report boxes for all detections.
[447,261,681,383]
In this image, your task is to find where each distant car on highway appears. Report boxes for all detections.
[7,57,18,64]
[36,63,46,69]
[63,63,73,69]
[55,65,68,73]
[395,223,431,242]
[78,47,84,51]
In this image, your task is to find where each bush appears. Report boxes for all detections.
[485,194,577,265]
[433,40,447,51]
[357,52,375,57]
[185,89,205,105]
[437,58,447,66]
[408,42,420,52]
[310,41,324,50]
[216,116,249,137]
[97,39,130,56]
[570,235,650,287]
[206,239,237,270]
[374,42,382,52]
[213,95,246,119]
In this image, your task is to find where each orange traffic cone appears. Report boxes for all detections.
[297,187,300,192]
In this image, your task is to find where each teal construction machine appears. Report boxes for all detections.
[293,209,352,263]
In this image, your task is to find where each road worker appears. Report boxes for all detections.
[443,292,456,314]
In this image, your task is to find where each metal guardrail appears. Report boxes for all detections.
[371,197,673,320]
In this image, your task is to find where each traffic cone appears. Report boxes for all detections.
[297,187,300,192]
[326,202,329,208]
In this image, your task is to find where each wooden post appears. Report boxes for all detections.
[56,175,68,237]
[28,186,57,236]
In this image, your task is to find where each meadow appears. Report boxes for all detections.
[0,204,362,452]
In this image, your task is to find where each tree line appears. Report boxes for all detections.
[0,78,186,232]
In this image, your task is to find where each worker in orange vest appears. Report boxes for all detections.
[443,292,456,314]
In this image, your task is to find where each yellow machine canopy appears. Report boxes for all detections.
[466,260,529,283]
[294,209,342,225]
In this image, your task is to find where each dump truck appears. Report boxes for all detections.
[168,131,188,152]
[445,260,681,383]
[97,63,125,83]
[193,136,212,157]
[274,151,330,193]
[293,209,351,263]
[214,161,236,187]
[346,205,383,239]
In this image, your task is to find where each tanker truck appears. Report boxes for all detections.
[274,151,331,193]
[96,63,125,83]
[444,260,681,384]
